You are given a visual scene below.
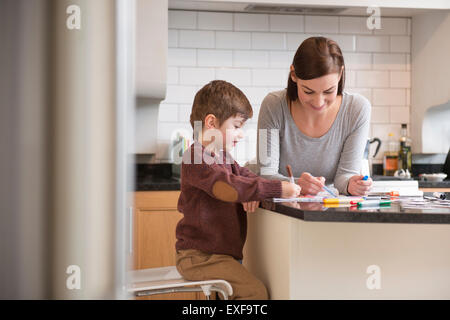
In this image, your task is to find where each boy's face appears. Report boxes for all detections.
[204,114,246,151]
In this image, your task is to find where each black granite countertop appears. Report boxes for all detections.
[418,181,450,188]
[137,176,181,191]
[135,163,181,191]
[260,192,450,224]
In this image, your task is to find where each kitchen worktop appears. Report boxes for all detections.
[135,165,450,191]
[261,193,450,224]
[135,163,180,191]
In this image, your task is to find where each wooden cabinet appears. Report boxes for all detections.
[133,191,206,300]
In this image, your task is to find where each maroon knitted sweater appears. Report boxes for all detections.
[175,142,282,260]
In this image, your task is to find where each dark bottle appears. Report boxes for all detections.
[399,123,412,172]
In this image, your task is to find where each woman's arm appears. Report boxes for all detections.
[257,93,291,182]
[334,96,371,195]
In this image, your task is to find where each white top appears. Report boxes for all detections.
[256,89,371,194]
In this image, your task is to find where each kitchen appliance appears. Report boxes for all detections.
[361,138,381,177]
[443,148,450,179]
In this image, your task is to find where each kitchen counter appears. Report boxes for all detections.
[260,193,450,224]
[243,194,450,299]
[137,176,180,191]
[135,163,181,191]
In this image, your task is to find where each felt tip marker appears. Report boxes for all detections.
[324,198,363,205]
[322,185,337,197]
[357,200,391,207]
[362,175,369,181]
[286,165,295,184]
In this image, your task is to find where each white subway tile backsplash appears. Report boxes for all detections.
[168,48,196,66]
[198,12,233,31]
[269,14,304,32]
[167,67,179,84]
[169,11,197,29]
[158,122,193,141]
[373,88,406,106]
[390,71,411,88]
[164,85,198,104]
[371,106,390,123]
[269,51,295,68]
[234,13,269,31]
[179,30,214,48]
[286,33,310,50]
[249,105,260,123]
[252,32,286,50]
[345,52,372,70]
[373,53,406,70]
[241,87,272,105]
[356,35,389,52]
[178,104,192,122]
[390,36,410,53]
[371,123,403,141]
[216,31,251,49]
[160,10,412,163]
[197,49,233,67]
[339,17,372,35]
[356,70,389,88]
[374,18,408,35]
[159,104,179,122]
[216,68,252,86]
[305,16,339,34]
[179,67,215,85]
[252,69,287,87]
[390,106,410,123]
[233,50,269,68]
[168,29,178,47]
[345,70,356,87]
[346,88,372,103]
[325,34,355,52]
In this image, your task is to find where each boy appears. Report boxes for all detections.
[175,80,301,300]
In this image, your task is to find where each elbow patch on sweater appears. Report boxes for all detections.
[212,181,238,202]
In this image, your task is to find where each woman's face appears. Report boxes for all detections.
[290,65,342,112]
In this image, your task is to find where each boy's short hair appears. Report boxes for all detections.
[190,80,253,128]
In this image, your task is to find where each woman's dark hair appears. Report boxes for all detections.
[287,36,345,103]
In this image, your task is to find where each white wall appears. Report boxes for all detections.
[158,10,412,164]
[411,11,450,154]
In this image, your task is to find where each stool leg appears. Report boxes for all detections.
[200,284,212,300]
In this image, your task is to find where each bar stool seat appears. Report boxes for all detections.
[127,266,233,300]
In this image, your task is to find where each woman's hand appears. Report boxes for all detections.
[347,175,372,196]
[242,201,260,213]
[281,181,302,198]
[297,172,325,195]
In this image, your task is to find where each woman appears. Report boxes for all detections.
[257,36,372,196]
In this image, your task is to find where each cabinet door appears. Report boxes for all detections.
[135,208,181,269]
[133,191,210,300]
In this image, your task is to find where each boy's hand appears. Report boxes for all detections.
[242,201,260,213]
[281,181,301,198]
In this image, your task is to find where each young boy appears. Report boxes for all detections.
[175,80,301,300]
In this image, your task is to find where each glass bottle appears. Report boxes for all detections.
[399,123,412,172]
[383,132,399,176]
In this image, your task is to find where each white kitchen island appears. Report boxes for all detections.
[243,200,450,299]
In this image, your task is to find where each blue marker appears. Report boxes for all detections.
[323,185,337,197]
[362,175,369,181]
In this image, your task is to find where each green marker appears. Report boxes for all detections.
[357,200,391,207]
